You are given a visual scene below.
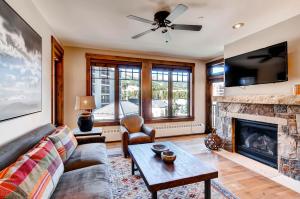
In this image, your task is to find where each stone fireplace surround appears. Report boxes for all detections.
[213,95,300,181]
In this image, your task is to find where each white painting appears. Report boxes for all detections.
[0,0,42,121]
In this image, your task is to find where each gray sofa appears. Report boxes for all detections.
[0,124,112,199]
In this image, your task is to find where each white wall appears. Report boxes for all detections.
[224,14,300,96]
[64,47,206,141]
[0,0,54,146]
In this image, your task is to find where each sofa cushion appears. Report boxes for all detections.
[48,126,78,162]
[129,132,151,144]
[51,165,112,199]
[64,143,107,172]
[0,155,54,199]
[26,139,64,188]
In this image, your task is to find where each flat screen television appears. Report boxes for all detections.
[224,41,288,87]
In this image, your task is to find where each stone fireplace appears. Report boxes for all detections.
[213,95,300,181]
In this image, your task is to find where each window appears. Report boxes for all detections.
[206,59,224,132]
[152,70,169,117]
[207,63,224,76]
[86,54,195,125]
[152,66,192,119]
[92,66,115,121]
[90,62,141,123]
[119,66,141,118]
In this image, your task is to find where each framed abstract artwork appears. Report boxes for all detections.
[0,0,42,122]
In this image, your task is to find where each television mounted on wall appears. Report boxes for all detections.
[224,41,288,87]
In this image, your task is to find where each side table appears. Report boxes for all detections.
[72,127,105,143]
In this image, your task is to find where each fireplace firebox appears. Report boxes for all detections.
[235,119,278,169]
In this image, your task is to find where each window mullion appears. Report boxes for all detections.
[114,65,119,121]
[168,70,173,118]
[139,69,142,116]
[187,72,191,117]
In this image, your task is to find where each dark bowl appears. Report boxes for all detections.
[151,144,168,155]
[161,151,176,164]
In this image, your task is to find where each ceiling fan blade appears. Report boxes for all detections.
[171,24,202,31]
[166,4,188,22]
[127,15,156,25]
[259,57,272,63]
[248,55,268,59]
[132,29,154,39]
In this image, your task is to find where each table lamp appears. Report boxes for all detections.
[75,96,96,132]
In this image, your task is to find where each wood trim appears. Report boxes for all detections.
[86,58,91,95]
[205,59,224,133]
[86,53,143,63]
[94,121,120,127]
[114,64,120,121]
[231,118,236,153]
[90,59,141,66]
[191,65,195,119]
[145,117,194,124]
[51,36,64,126]
[85,53,195,125]
[141,60,152,120]
[206,58,224,67]
[208,75,224,81]
[86,53,195,68]
[149,59,195,67]
[168,71,173,117]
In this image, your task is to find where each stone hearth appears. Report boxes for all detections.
[213,95,300,181]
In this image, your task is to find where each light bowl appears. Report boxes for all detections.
[161,151,176,164]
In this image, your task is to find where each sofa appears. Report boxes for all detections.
[0,124,112,199]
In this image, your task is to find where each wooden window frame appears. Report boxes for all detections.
[151,66,193,121]
[205,59,224,133]
[86,53,195,126]
[87,58,142,126]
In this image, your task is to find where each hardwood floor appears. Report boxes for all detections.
[106,134,300,199]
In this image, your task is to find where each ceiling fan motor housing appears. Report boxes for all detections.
[154,11,171,27]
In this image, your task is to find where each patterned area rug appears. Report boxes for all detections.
[109,156,238,199]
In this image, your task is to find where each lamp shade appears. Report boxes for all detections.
[75,96,96,110]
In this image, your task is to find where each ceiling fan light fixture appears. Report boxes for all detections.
[232,23,245,29]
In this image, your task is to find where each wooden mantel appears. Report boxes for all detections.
[213,95,300,105]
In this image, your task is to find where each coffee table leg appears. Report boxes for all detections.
[151,191,157,199]
[204,180,211,199]
[131,158,135,175]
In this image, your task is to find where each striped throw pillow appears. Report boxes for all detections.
[26,139,64,188]
[0,156,54,199]
[48,126,78,163]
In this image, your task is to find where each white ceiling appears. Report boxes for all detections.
[32,0,300,60]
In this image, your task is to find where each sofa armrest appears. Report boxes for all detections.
[142,124,155,141]
[120,126,130,157]
[120,126,129,137]
[76,136,106,145]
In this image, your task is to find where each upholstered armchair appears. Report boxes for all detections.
[120,115,155,157]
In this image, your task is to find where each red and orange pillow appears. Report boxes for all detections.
[0,125,78,198]
[48,125,78,163]
[0,140,63,198]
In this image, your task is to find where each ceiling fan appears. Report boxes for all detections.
[127,4,202,43]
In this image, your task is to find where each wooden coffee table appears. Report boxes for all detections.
[128,142,218,199]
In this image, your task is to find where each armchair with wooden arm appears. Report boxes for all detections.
[120,115,155,158]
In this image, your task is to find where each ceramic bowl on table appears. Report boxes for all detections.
[161,151,176,164]
[151,144,168,155]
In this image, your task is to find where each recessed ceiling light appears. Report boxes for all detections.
[232,23,245,29]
